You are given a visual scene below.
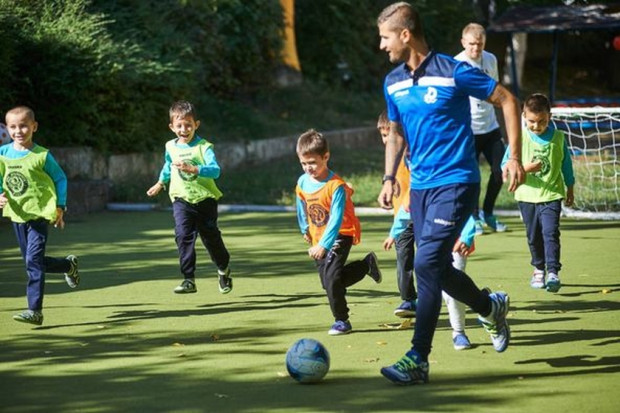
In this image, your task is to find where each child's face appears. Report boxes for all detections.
[461,33,485,61]
[378,126,389,145]
[5,112,37,149]
[523,108,551,135]
[169,114,200,143]
[298,152,330,181]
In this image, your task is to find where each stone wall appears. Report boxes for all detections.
[50,126,378,215]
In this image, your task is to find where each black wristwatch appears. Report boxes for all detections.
[382,175,395,184]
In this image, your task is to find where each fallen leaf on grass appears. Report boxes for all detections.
[376,341,387,346]
[277,371,287,377]
[176,353,186,358]
[602,289,611,294]
[214,393,229,399]
[379,319,412,330]
[211,334,220,341]
[364,358,380,363]
[172,342,184,347]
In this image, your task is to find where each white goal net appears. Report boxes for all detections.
[551,106,620,219]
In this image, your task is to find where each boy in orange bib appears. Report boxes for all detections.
[295,129,382,335]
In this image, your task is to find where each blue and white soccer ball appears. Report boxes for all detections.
[285,338,330,383]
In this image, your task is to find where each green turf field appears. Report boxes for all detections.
[1,211,619,412]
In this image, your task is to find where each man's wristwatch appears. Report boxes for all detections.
[382,174,396,184]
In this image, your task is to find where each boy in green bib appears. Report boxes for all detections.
[502,93,575,292]
[147,101,232,294]
[0,106,79,326]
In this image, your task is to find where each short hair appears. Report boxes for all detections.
[296,129,329,156]
[462,23,486,39]
[377,2,424,39]
[6,106,35,122]
[377,110,389,129]
[523,93,551,114]
[169,100,197,122]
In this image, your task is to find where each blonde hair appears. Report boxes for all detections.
[6,106,35,123]
[377,2,424,39]
[296,129,329,156]
[462,23,486,39]
[377,110,390,129]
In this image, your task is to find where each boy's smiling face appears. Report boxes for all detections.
[298,152,330,181]
[169,114,200,143]
[5,111,37,150]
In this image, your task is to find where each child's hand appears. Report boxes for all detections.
[453,240,474,257]
[53,208,65,229]
[0,192,7,208]
[303,233,312,244]
[383,236,395,251]
[524,160,542,173]
[172,161,198,175]
[146,182,164,197]
[308,245,327,260]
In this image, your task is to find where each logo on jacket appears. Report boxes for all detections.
[424,87,438,104]
[308,204,329,227]
[6,171,29,197]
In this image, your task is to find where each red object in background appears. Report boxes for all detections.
[614,35,620,51]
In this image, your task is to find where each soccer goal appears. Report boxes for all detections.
[551,106,620,220]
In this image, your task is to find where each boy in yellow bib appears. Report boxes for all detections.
[147,101,232,295]
[502,93,575,292]
[0,106,79,326]
[295,129,382,335]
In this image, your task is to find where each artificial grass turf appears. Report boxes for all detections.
[0,211,618,412]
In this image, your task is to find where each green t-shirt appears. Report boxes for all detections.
[166,138,223,204]
[515,129,567,203]
[0,145,58,223]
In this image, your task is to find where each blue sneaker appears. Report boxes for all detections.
[478,292,510,352]
[328,320,352,335]
[453,333,472,350]
[546,273,561,293]
[483,214,507,232]
[13,310,44,326]
[394,300,416,318]
[530,270,545,289]
[380,350,429,385]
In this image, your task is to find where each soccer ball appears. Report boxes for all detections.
[285,338,330,383]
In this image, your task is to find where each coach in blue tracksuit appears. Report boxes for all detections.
[375,2,525,385]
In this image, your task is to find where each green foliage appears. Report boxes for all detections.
[0,0,283,152]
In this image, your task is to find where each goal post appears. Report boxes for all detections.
[550,106,620,220]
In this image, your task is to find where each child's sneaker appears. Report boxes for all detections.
[530,270,545,289]
[474,219,484,236]
[13,310,43,326]
[380,350,429,385]
[394,300,416,318]
[546,273,561,293]
[453,333,472,350]
[364,252,382,284]
[174,279,197,294]
[483,214,507,232]
[64,255,79,288]
[328,320,352,335]
[218,268,233,294]
[478,292,510,352]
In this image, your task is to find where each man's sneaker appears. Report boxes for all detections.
[218,268,233,294]
[380,350,429,385]
[530,270,545,289]
[328,320,352,335]
[394,300,416,318]
[478,292,510,352]
[546,273,561,293]
[474,219,484,236]
[364,252,382,284]
[174,279,197,294]
[453,333,472,350]
[64,255,79,288]
[484,214,508,232]
[13,310,43,326]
